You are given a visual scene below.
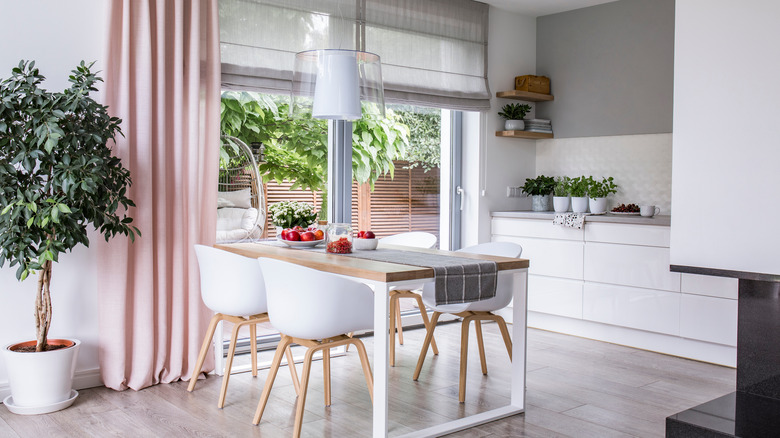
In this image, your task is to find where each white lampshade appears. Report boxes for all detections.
[291,49,385,120]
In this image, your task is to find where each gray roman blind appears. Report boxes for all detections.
[219,0,491,111]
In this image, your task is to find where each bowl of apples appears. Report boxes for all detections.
[278,225,326,248]
[353,230,378,250]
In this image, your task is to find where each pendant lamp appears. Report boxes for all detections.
[291,49,385,120]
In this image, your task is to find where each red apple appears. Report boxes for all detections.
[314,230,325,240]
[286,230,301,241]
[357,230,365,238]
[364,231,375,239]
[300,231,315,241]
[280,229,290,240]
[293,225,304,232]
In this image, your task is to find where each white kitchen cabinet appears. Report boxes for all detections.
[681,273,739,299]
[528,275,583,319]
[491,213,737,366]
[584,242,681,292]
[680,294,738,346]
[583,282,680,336]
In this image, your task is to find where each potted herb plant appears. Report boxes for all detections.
[569,176,590,213]
[498,103,532,131]
[552,176,572,213]
[521,175,555,211]
[0,61,139,414]
[587,176,618,214]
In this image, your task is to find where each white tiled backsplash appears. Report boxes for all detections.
[536,133,672,214]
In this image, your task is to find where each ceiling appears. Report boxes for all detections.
[480,0,620,17]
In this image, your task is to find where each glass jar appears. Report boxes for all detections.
[326,223,353,254]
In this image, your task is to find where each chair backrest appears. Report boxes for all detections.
[258,258,374,340]
[378,232,437,249]
[194,245,268,316]
[456,241,522,258]
[422,241,522,312]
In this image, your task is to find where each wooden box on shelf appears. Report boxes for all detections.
[515,75,550,94]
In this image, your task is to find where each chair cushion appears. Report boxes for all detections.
[217,188,252,208]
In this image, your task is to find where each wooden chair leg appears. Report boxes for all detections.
[413,311,441,381]
[285,346,301,396]
[323,347,331,406]
[218,320,246,408]
[474,320,488,375]
[292,348,316,438]
[351,339,374,404]
[250,323,258,377]
[412,294,439,355]
[395,298,405,345]
[345,332,353,352]
[187,313,223,392]
[253,335,293,425]
[389,294,397,367]
[496,316,513,360]
[459,316,475,403]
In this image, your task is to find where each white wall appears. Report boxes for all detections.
[0,0,110,395]
[462,7,537,247]
[670,0,780,276]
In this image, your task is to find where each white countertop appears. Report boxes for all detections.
[492,210,671,226]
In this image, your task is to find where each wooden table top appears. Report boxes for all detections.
[215,242,529,283]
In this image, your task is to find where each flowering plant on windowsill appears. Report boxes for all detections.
[268,201,317,229]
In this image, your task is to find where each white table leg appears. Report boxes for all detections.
[372,281,390,438]
[510,270,528,408]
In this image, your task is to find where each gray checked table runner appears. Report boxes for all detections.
[341,249,497,306]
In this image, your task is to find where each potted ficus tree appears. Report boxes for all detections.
[587,176,618,214]
[521,175,555,211]
[0,61,139,414]
[498,103,532,131]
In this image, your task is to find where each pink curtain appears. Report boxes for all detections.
[98,0,220,391]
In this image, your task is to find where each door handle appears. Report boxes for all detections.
[456,186,465,211]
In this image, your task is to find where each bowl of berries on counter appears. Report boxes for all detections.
[353,230,378,250]
[277,225,326,248]
[610,203,640,215]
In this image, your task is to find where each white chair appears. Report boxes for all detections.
[188,245,298,408]
[412,241,522,403]
[253,258,374,438]
[377,232,439,366]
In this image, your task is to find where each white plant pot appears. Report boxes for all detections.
[531,194,551,212]
[3,339,80,414]
[589,197,608,214]
[553,196,570,213]
[504,120,524,131]
[571,196,589,213]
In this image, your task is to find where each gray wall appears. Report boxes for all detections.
[536,0,675,138]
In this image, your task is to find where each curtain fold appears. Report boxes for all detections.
[98,0,220,391]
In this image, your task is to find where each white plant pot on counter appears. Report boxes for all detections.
[553,196,570,213]
[571,196,589,213]
[504,120,525,131]
[589,197,608,214]
[2,339,80,415]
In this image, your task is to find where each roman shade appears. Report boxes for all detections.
[219,0,490,111]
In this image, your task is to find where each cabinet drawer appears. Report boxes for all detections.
[585,223,670,247]
[583,283,680,335]
[492,217,584,241]
[528,275,583,319]
[680,294,737,346]
[584,242,680,291]
[681,273,738,299]
[494,235,583,279]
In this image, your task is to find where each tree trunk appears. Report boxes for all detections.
[35,260,53,352]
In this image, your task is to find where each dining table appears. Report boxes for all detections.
[215,241,530,438]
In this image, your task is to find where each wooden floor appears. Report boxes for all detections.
[0,323,735,437]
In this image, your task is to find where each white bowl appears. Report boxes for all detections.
[352,238,378,250]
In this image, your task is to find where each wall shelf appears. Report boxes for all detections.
[495,130,554,139]
[495,90,554,102]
